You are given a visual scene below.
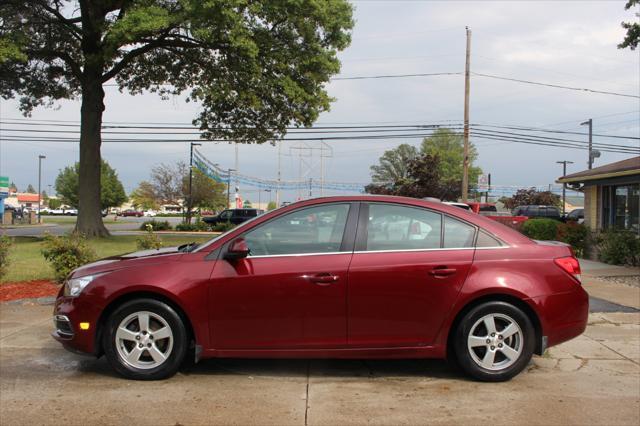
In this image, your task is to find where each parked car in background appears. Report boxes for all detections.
[467,202,499,216]
[512,205,562,220]
[63,209,78,216]
[565,208,584,224]
[202,208,264,226]
[143,210,157,217]
[118,209,144,218]
[52,195,588,382]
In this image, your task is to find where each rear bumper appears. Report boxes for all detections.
[531,285,589,349]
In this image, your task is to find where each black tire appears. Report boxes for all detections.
[102,299,188,380]
[453,301,535,382]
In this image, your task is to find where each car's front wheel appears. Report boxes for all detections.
[103,299,188,380]
[454,301,535,382]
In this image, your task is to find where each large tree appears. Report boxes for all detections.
[55,159,126,210]
[1,1,353,236]
[499,188,561,210]
[370,144,418,185]
[619,0,639,50]
[420,128,482,187]
[129,181,159,211]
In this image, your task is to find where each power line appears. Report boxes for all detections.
[472,73,640,99]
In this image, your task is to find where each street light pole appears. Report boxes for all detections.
[462,26,472,202]
[188,142,202,224]
[556,160,574,215]
[38,155,46,224]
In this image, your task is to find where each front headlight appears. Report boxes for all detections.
[63,274,101,297]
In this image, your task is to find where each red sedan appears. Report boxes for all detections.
[52,196,588,381]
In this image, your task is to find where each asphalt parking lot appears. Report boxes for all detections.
[1,304,638,426]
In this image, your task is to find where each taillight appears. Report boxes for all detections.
[554,256,582,283]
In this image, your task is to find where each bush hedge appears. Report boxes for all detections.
[175,220,210,232]
[521,218,559,241]
[41,233,96,283]
[556,221,589,257]
[596,230,640,266]
[139,220,172,231]
[211,222,236,233]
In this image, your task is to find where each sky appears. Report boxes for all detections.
[0,0,639,203]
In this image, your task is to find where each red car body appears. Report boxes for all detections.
[118,210,144,217]
[53,196,588,365]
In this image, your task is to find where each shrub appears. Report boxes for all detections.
[136,224,163,250]
[211,221,236,233]
[139,220,172,231]
[596,230,640,266]
[175,220,210,232]
[556,222,589,257]
[521,218,559,241]
[41,233,96,283]
[0,235,12,280]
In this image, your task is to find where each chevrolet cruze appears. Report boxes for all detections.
[52,196,588,381]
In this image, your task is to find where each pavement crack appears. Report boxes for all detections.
[582,334,640,366]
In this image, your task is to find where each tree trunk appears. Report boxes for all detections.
[75,75,109,237]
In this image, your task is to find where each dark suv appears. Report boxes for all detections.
[203,208,264,226]
[512,205,562,220]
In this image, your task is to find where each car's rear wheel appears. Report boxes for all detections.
[454,301,535,382]
[103,299,187,380]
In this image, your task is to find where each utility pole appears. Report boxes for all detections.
[37,155,45,224]
[226,168,236,209]
[188,142,201,224]
[462,26,472,202]
[556,160,574,215]
[580,119,594,169]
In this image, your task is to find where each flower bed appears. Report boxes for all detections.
[0,280,60,302]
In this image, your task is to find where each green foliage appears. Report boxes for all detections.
[211,222,236,233]
[25,184,36,193]
[136,224,163,251]
[619,0,640,50]
[521,219,559,241]
[47,198,62,209]
[267,201,277,211]
[500,188,561,210]
[596,230,640,266]
[556,222,589,257]
[55,160,126,209]
[175,220,210,232]
[130,181,160,210]
[0,235,12,280]
[41,234,96,283]
[370,144,418,185]
[420,128,482,186]
[139,220,172,231]
[366,153,461,200]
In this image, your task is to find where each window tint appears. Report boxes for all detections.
[476,230,503,248]
[365,204,442,251]
[244,204,350,256]
[443,216,476,248]
[479,205,497,212]
[219,210,231,219]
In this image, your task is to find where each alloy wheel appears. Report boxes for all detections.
[115,311,174,370]
[467,313,523,371]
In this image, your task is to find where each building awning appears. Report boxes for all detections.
[557,156,640,184]
[16,193,39,203]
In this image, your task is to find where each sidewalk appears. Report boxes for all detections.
[579,258,640,310]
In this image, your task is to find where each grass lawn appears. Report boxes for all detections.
[2,235,213,283]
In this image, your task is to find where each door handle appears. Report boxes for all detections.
[308,273,340,285]
[429,266,457,277]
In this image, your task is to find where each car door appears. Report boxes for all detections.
[209,202,358,349]
[347,203,476,347]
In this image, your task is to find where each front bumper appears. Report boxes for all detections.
[51,295,104,355]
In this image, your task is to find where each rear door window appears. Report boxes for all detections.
[365,204,442,251]
[443,216,476,248]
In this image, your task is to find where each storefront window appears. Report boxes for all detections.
[605,183,640,234]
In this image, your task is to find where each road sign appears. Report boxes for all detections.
[478,174,489,191]
[0,176,9,196]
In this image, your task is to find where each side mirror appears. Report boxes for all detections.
[224,238,250,260]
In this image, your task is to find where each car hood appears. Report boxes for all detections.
[70,246,183,278]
